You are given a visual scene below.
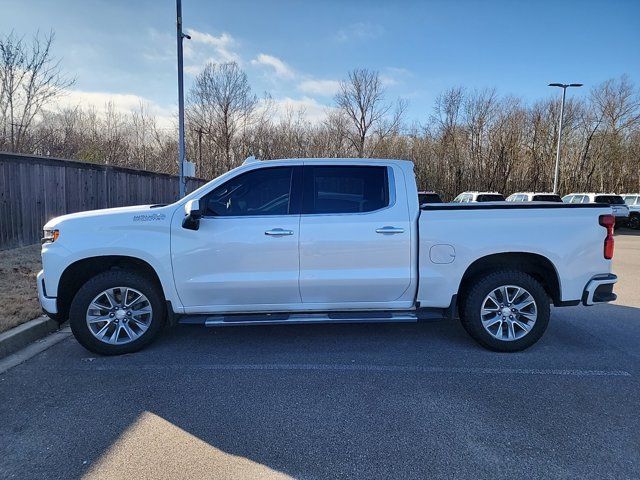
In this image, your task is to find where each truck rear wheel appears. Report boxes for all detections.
[460,270,550,352]
[69,270,166,355]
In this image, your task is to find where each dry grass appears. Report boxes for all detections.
[0,244,43,333]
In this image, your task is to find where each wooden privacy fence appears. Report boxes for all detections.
[0,152,206,250]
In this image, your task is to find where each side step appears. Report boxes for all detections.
[178,309,445,327]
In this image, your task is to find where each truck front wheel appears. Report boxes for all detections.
[69,270,166,355]
[460,270,550,352]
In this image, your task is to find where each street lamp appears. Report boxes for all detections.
[548,82,583,193]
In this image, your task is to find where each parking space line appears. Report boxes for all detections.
[63,363,631,377]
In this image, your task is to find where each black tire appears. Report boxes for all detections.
[629,214,640,230]
[69,270,166,355]
[460,270,550,352]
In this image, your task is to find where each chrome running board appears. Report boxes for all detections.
[178,309,445,327]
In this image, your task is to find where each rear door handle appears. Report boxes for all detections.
[265,228,294,236]
[376,226,405,234]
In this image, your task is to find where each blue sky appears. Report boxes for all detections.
[1,0,639,125]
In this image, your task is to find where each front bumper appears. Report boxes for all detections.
[37,270,58,315]
[582,274,617,306]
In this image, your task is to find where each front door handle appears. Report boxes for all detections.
[376,226,405,234]
[265,228,294,236]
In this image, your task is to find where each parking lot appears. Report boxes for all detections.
[1,232,639,479]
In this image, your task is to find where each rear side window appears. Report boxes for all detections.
[624,195,638,205]
[533,194,562,202]
[595,195,625,205]
[303,166,389,214]
[202,167,294,216]
[477,194,505,202]
[419,193,442,203]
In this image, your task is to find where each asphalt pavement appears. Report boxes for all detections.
[1,231,639,479]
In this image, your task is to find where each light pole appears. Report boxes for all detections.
[549,82,583,193]
[176,0,190,198]
[193,126,211,175]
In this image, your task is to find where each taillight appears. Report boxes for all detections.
[599,214,615,259]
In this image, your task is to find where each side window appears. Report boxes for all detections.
[303,166,389,214]
[202,167,294,216]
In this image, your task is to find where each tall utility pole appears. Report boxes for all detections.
[176,0,190,198]
[548,82,583,193]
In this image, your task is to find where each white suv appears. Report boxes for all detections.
[562,193,630,226]
[622,194,640,229]
[506,192,562,202]
[452,191,505,203]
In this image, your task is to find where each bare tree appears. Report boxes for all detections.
[0,30,75,151]
[187,62,257,176]
[334,68,404,157]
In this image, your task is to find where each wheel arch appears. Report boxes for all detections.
[458,252,562,307]
[57,255,165,322]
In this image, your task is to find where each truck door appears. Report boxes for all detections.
[171,166,302,312]
[298,164,412,305]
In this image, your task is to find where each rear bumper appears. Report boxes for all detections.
[582,274,617,306]
[37,270,58,315]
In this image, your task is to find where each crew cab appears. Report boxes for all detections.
[39,158,618,355]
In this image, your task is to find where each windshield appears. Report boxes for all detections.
[477,194,505,202]
[595,195,625,205]
[532,194,562,202]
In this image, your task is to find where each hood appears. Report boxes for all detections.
[43,204,171,230]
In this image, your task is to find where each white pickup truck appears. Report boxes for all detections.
[39,158,618,355]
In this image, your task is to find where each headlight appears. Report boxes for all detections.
[42,229,60,244]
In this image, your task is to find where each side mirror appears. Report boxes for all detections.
[182,199,202,230]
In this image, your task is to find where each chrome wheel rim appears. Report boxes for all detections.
[480,285,537,342]
[86,287,152,345]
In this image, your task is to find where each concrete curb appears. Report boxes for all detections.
[0,315,61,359]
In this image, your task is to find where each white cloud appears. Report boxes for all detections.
[335,22,384,42]
[258,96,334,124]
[251,54,295,79]
[182,29,241,75]
[380,67,412,87]
[297,79,341,97]
[53,89,176,129]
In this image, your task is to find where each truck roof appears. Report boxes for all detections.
[510,192,559,195]
[242,156,414,166]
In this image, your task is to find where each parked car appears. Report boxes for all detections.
[506,192,563,202]
[39,158,618,355]
[418,191,443,204]
[452,191,505,203]
[622,193,640,229]
[562,193,630,227]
